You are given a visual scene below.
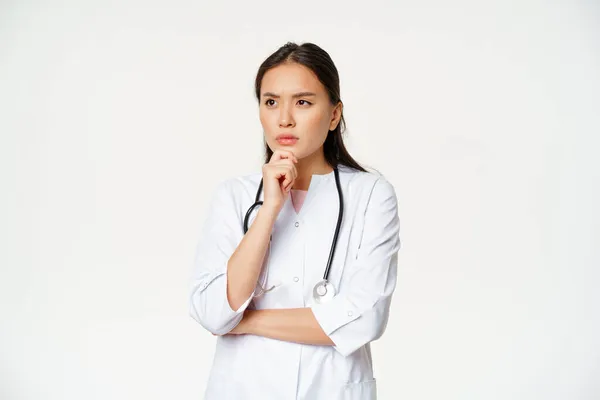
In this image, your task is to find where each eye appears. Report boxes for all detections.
[298,100,312,106]
[264,99,276,107]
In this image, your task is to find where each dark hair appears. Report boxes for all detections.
[254,42,367,172]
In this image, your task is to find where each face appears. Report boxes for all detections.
[259,63,342,160]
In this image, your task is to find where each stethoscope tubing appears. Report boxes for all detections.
[243,167,343,283]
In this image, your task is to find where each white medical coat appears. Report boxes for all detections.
[189,164,401,400]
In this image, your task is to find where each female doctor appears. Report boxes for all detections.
[189,42,401,400]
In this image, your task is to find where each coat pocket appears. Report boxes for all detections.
[339,378,377,400]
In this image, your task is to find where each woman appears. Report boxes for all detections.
[189,42,401,400]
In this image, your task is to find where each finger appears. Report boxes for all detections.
[270,164,296,191]
[271,149,295,160]
[271,150,298,164]
[284,165,297,187]
[283,162,297,182]
[270,158,295,165]
[270,158,296,171]
[272,153,298,166]
[281,174,293,192]
[275,169,291,188]
[271,159,298,181]
[277,168,295,191]
[288,164,298,187]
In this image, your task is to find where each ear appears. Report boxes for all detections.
[329,101,343,131]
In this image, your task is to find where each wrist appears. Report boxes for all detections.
[257,205,279,222]
[243,309,260,335]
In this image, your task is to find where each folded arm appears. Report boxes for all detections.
[228,178,401,357]
[189,179,275,335]
[232,308,335,346]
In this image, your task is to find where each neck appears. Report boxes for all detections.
[292,150,333,191]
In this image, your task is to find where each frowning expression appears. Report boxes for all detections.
[259,62,341,159]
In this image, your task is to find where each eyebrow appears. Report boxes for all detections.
[261,91,317,99]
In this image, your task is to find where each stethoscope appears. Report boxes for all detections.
[243,167,343,304]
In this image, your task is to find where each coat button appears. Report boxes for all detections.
[293,277,299,282]
[294,222,299,227]
[348,311,353,317]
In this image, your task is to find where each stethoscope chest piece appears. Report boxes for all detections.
[312,279,337,304]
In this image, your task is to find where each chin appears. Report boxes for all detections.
[274,144,302,154]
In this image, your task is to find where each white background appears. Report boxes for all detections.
[1,1,599,399]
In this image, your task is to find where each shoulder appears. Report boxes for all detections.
[210,171,262,206]
[340,164,397,201]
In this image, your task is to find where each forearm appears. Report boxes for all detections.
[226,207,277,310]
[245,308,334,346]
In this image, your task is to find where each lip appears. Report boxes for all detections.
[276,134,299,145]
[276,133,298,140]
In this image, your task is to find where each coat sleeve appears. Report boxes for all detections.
[310,177,401,357]
[189,179,258,335]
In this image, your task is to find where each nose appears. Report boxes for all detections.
[278,103,295,128]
